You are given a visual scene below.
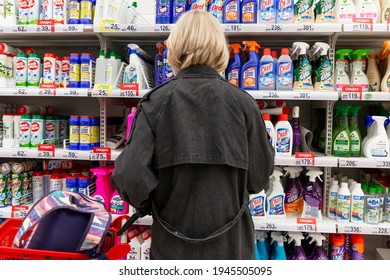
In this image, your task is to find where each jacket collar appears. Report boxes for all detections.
[176,65,222,78]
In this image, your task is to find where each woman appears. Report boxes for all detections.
[111,10,274,260]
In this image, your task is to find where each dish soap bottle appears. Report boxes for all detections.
[335,49,353,91]
[349,106,362,157]
[350,49,369,92]
[312,42,333,91]
[266,170,286,218]
[292,42,313,91]
[367,54,381,92]
[226,43,242,88]
[332,106,351,157]
[336,0,357,22]
[241,41,260,90]
[301,170,323,221]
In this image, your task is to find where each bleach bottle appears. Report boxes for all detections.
[267,170,286,218]
[263,113,275,147]
[223,0,240,23]
[276,0,294,22]
[172,0,187,23]
[302,170,323,221]
[276,48,293,90]
[241,0,257,23]
[91,166,115,210]
[241,41,260,90]
[260,0,276,22]
[156,0,172,24]
[226,43,242,88]
[259,48,275,90]
[208,0,224,23]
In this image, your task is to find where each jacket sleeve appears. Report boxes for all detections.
[246,100,275,194]
[111,106,157,214]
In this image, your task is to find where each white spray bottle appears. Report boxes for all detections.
[302,170,323,221]
[364,116,390,158]
[267,170,286,218]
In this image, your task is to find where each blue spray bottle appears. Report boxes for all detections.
[162,46,173,82]
[172,0,187,23]
[156,0,172,24]
[241,41,260,90]
[270,232,287,260]
[223,0,241,23]
[241,0,257,23]
[226,43,242,88]
[256,231,270,260]
[154,42,165,87]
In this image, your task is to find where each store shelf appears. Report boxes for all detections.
[341,91,390,101]
[338,157,390,168]
[91,88,148,98]
[337,222,390,235]
[249,90,339,101]
[275,155,338,167]
[0,87,89,97]
[0,148,91,161]
[0,24,93,35]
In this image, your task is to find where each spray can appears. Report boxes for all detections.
[15,53,28,87]
[61,56,70,88]
[0,174,9,206]
[31,115,44,148]
[19,114,31,148]
[27,54,41,87]
[32,171,44,203]
[55,56,62,87]
[44,116,56,145]
[43,53,56,84]
[11,173,23,206]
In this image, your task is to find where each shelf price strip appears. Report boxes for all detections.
[37,144,55,158]
[63,150,79,159]
[376,160,390,168]
[90,147,111,161]
[339,159,358,168]
[259,221,278,231]
[120,84,139,97]
[12,205,29,218]
[341,86,362,100]
[296,218,317,232]
[352,18,373,32]
[54,24,84,33]
[294,152,315,166]
[12,150,28,158]
[93,84,112,97]
[342,225,362,234]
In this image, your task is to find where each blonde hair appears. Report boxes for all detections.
[166,10,229,73]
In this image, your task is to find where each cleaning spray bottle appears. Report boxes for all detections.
[259,48,275,90]
[267,170,286,218]
[350,49,369,92]
[367,54,381,92]
[292,106,302,154]
[241,41,260,90]
[349,106,362,157]
[249,189,267,217]
[294,0,315,22]
[256,231,270,260]
[312,42,333,91]
[226,43,242,88]
[336,0,356,22]
[335,49,353,90]
[315,0,336,22]
[276,48,294,90]
[287,233,307,260]
[362,116,375,155]
[332,106,351,157]
[364,116,390,158]
[302,171,323,220]
[270,232,287,260]
[283,167,303,214]
[307,233,328,260]
[91,166,115,210]
[223,0,241,23]
[292,42,313,91]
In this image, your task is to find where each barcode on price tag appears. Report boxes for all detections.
[12,206,29,218]
[38,144,55,158]
[341,86,362,100]
[296,218,317,232]
[352,18,373,32]
[295,152,315,166]
[90,148,111,161]
[120,84,139,97]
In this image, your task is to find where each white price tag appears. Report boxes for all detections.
[339,159,358,168]
[156,24,172,32]
[63,151,78,159]
[122,24,137,32]
[55,24,84,32]
[38,151,54,158]
[92,89,109,97]
[266,91,280,99]
[260,222,278,231]
[295,92,311,99]
[12,206,29,218]
[376,160,390,168]
[13,150,28,158]
[38,144,55,158]
[13,88,29,95]
[224,24,242,32]
[296,218,317,232]
[297,24,314,32]
[12,25,29,33]
[265,24,283,32]
[372,227,390,234]
[343,225,362,234]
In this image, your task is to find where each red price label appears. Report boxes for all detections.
[352,18,373,32]
[38,144,55,158]
[12,206,29,218]
[39,83,57,96]
[342,86,363,100]
[388,18,390,31]
[91,147,111,161]
[120,84,139,97]
[37,20,55,32]
[295,152,315,166]
[296,218,317,232]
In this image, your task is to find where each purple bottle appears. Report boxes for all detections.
[287,233,307,260]
[292,106,302,155]
[329,234,345,260]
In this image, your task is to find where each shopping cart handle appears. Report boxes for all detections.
[116,211,147,236]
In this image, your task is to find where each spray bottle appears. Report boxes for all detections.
[270,232,287,260]
[91,166,115,210]
[315,0,336,22]
[255,231,270,260]
[241,41,260,90]
[287,233,307,260]
[154,42,165,87]
[292,106,302,155]
[367,54,381,92]
[349,106,362,157]
[292,42,313,91]
[226,43,242,88]
[350,49,369,91]
[283,167,303,214]
[335,49,353,90]
[312,42,333,91]
[294,0,314,22]
[267,170,286,218]
[332,106,351,157]
[364,116,390,158]
[362,116,375,155]
[307,233,328,260]
[302,171,323,220]
[249,189,267,217]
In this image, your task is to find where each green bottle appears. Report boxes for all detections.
[332,106,351,156]
[349,106,362,157]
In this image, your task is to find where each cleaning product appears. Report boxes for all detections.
[223,0,240,23]
[241,0,257,23]
[127,230,142,260]
[226,43,242,88]
[140,230,151,260]
[255,231,269,260]
[350,50,369,91]
[259,48,275,90]
[364,116,390,158]
[377,185,384,222]
[381,0,390,22]
[259,0,276,22]
[336,182,351,222]
[294,0,314,22]
[263,113,275,147]
[329,234,345,260]
[276,48,293,91]
[109,190,129,215]
[362,116,375,154]
[156,0,172,24]
[292,42,313,91]
[90,166,115,210]
[266,170,286,218]
[312,42,333,91]
[106,51,119,86]
[287,233,307,260]
[270,232,287,260]
[335,49,353,91]
[274,114,293,157]
[307,234,328,260]
[328,179,339,219]
[349,106,362,157]
[367,54,381,92]
[351,183,365,223]
[276,0,294,22]
[209,0,224,23]
[301,171,323,220]
[172,0,188,23]
[241,41,260,90]
[356,0,380,22]
[365,187,380,224]
[162,47,173,83]
[291,106,301,155]
[336,0,357,22]
[315,0,336,22]
[350,234,364,260]
[332,106,351,156]
[381,51,390,92]
[283,167,303,214]
[249,189,267,217]
[154,43,165,87]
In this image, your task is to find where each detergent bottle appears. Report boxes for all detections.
[292,42,313,91]
[351,183,365,223]
[336,0,356,22]
[241,41,260,90]
[328,179,339,219]
[90,166,115,210]
[364,116,390,158]
[336,182,351,222]
[162,47,173,82]
[276,48,293,91]
[255,231,270,260]
[208,0,224,23]
[283,167,303,214]
[308,234,328,260]
[274,114,293,157]
[154,43,165,87]
[335,49,353,90]
[294,0,315,22]
[332,106,351,156]
[287,233,307,260]
[226,43,242,88]
[223,0,241,23]
[156,0,172,24]
[329,234,346,260]
[276,0,294,22]
[302,171,323,220]
[315,0,336,22]
[312,42,333,91]
[349,106,362,157]
[350,49,369,91]
[267,170,286,218]
[367,54,381,92]
[172,0,188,23]
[259,48,275,90]
[259,0,276,22]
[241,0,257,23]
[270,232,287,260]
[249,189,267,217]
[263,113,275,147]
[292,106,302,154]
[356,0,380,22]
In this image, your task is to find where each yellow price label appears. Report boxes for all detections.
[93,84,112,97]
[99,19,119,32]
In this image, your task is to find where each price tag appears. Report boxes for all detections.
[296,218,317,232]
[104,22,120,32]
[342,225,363,234]
[352,18,373,32]
[38,144,55,158]
[122,24,138,32]
[55,24,84,33]
[13,150,28,158]
[266,91,280,99]
[90,147,111,161]
[12,25,29,33]
[296,92,311,99]
[296,24,314,32]
[39,84,57,96]
[120,84,139,97]
[260,222,278,231]
[339,159,359,168]
[13,88,28,95]
[265,24,283,32]
[63,151,78,159]
[224,24,242,32]
[12,205,29,218]
[376,160,390,168]
[372,226,390,234]
[93,84,112,97]
[156,24,172,32]
[341,86,362,100]
[36,25,53,33]
[295,152,315,166]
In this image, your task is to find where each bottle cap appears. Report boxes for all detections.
[276,100,284,107]
[258,101,267,109]
[263,48,271,56]
[44,53,56,58]
[62,56,70,61]
[28,53,40,58]
[51,174,62,180]
[281,48,289,56]
[376,185,383,194]
[32,171,44,176]
[263,114,270,121]
[369,187,376,194]
[278,114,288,121]
[32,115,44,119]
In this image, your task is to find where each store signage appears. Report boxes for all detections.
[296,218,317,232]
[39,84,57,96]
[294,152,315,166]
[12,206,29,218]
[352,18,373,32]
[341,86,362,100]
[120,84,139,97]
[38,144,55,158]
[90,148,111,161]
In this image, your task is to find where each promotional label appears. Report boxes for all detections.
[276,128,290,153]
[242,2,255,23]
[277,0,293,22]
[259,62,275,89]
[90,148,111,161]
[269,195,285,215]
[120,84,139,97]
[249,195,265,216]
[38,144,55,158]
[341,85,362,100]
[260,0,275,22]
[329,191,337,218]
[296,217,317,232]
[11,205,29,218]
[225,0,239,21]
[243,67,256,88]
[370,140,389,157]
[352,18,373,32]
[337,194,351,221]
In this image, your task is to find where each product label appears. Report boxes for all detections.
[27,59,40,86]
[79,125,91,144]
[259,62,275,89]
[350,131,361,153]
[44,121,56,144]
[276,127,290,153]
[277,62,293,88]
[330,245,345,260]
[249,195,265,216]
[163,58,173,81]
[208,0,224,23]
[61,60,70,88]
[15,58,28,85]
[19,120,31,146]
[333,131,350,152]
[269,195,285,215]
[123,65,137,84]
[80,63,90,82]
[225,0,239,21]
[336,194,350,221]
[314,0,335,22]
[31,121,43,146]
[314,60,333,90]
[18,0,29,24]
[260,0,275,22]
[357,0,378,19]
[110,195,125,213]
[294,0,314,22]
[386,196,390,222]
[243,67,256,88]
[293,62,313,90]
[242,2,255,22]
[285,195,302,215]
[329,191,337,218]
[53,0,65,23]
[0,179,8,207]
[366,197,380,224]
[43,59,56,84]
[55,60,62,85]
[69,0,80,20]
[370,140,389,157]
[277,0,293,22]
[227,68,239,87]
[190,0,207,10]
[70,64,80,82]
[70,125,80,143]
[266,127,273,145]
[351,195,364,222]
[80,0,92,20]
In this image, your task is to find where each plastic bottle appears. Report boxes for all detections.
[336,0,356,22]
[351,183,365,223]
[69,53,81,88]
[154,43,164,87]
[43,53,56,85]
[263,113,275,147]
[19,115,31,148]
[80,53,92,88]
[332,106,351,156]
[32,171,44,203]
[223,0,240,23]
[54,56,62,87]
[294,0,314,22]
[226,43,242,88]
[156,0,171,23]
[208,0,224,23]
[94,51,106,85]
[329,234,345,260]
[362,116,375,155]
[15,53,28,87]
[350,50,369,91]
[274,114,292,157]
[381,53,390,92]
[0,54,8,87]
[365,187,380,224]
[110,189,129,214]
[162,47,173,82]
[79,116,91,150]
[59,56,69,88]
[249,189,267,217]
[69,0,80,23]
[127,230,142,260]
[77,176,90,195]
[365,116,390,158]
[65,177,78,193]
[69,115,80,150]
[44,116,55,145]
[80,0,92,24]
[241,41,260,90]
[240,0,257,23]
[259,0,276,22]
[308,234,328,260]
[315,0,336,22]
[90,166,115,210]
[255,231,269,260]
[381,0,390,22]
[283,167,303,214]
[347,106,361,157]
[291,106,302,155]
[356,0,380,22]
[267,170,286,218]
[27,54,40,87]
[292,42,313,90]
[335,49,353,90]
[376,185,385,222]
[49,173,62,192]
[328,179,339,219]
[367,54,381,92]
[350,234,364,260]
[2,114,13,148]
[287,233,307,260]
[276,48,293,91]
[141,230,151,260]
[312,42,333,91]
[336,182,351,222]
[30,115,44,148]
[259,48,275,90]
[302,171,323,220]
[270,233,287,260]
[276,0,293,22]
